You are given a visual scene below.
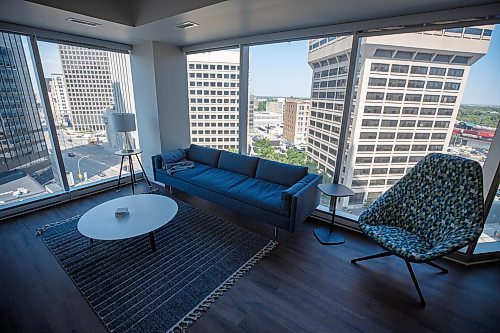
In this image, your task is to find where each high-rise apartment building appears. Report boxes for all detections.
[307,26,492,207]
[59,45,114,132]
[187,51,240,151]
[0,33,50,176]
[283,99,310,146]
[48,73,70,127]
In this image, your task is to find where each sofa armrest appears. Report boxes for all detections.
[281,173,318,210]
[288,174,322,232]
[151,155,162,180]
[151,148,190,181]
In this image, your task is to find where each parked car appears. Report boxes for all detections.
[67,152,75,157]
[97,171,106,177]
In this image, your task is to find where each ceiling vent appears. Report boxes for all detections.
[66,18,101,27]
[176,21,199,29]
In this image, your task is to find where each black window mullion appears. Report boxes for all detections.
[27,36,70,191]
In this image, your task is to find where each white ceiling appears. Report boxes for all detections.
[0,0,498,47]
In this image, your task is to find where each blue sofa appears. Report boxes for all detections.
[152,144,322,233]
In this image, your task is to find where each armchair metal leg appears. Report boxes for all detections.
[425,261,448,274]
[351,251,392,264]
[405,260,426,307]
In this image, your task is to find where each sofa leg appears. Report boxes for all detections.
[274,227,278,242]
[168,186,172,195]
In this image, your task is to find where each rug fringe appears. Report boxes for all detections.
[167,239,278,333]
[36,215,80,236]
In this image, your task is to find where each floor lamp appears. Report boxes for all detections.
[111,113,136,153]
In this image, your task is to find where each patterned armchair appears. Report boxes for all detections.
[352,153,484,306]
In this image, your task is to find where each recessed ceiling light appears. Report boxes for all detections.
[66,18,101,27]
[176,21,199,29]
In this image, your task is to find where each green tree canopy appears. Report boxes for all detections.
[252,138,330,180]
[457,105,500,129]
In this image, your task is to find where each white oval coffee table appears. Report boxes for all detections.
[77,194,178,252]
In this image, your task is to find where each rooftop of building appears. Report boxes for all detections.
[0,170,47,205]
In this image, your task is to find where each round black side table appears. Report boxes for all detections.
[314,183,354,245]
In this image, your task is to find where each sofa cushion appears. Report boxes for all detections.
[255,159,308,187]
[228,178,289,216]
[187,144,221,167]
[218,151,260,177]
[161,162,212,182]
[159,149,185,164]
[184,167,249,196]
[281,173,318,210]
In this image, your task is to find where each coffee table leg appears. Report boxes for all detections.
[149,232,157,252]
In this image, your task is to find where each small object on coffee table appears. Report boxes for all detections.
[314,183,354,245]
[115,207,129,217]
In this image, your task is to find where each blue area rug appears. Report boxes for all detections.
[37,198,276,333]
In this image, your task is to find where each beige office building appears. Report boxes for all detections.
[307,26,492,208]
[187,50,240,151]
[48,73,70,127]
[59,45,114,132]
[283,99,310,146]
[266,101,284,114]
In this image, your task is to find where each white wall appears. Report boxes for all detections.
[152,42,191,151]
[130,41,190,177]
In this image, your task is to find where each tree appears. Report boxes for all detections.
[284,148,307,166]
[457,105,500,128]
[252,138,335,183]
[253,138,276,159]
[257,101,266,111]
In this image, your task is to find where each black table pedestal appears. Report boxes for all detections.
[313,198,345,245]
[314,226,345,245]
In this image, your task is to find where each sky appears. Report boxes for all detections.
[35,25,500,106]
[38,41,63,75]
[249,40,312,98]
[249,25,500,106]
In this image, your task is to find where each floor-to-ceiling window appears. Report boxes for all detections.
[247,36,355,208]
[230,21,500,257]
[0,32,65,208]
[37,41,139,188]
[336,25,499,254]
[0,29,136,216]
[186,49,241,152]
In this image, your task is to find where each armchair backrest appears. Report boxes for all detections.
[376,153,484,244]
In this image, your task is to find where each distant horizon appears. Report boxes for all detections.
[249,25,500,106]
[37,25,500,106]
[251,96,500,108]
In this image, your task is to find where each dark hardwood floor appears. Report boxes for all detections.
[1,181,499,333]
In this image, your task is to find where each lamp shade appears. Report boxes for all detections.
[111,113,136,132]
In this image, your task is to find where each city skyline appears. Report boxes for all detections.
[36,25,499,106]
